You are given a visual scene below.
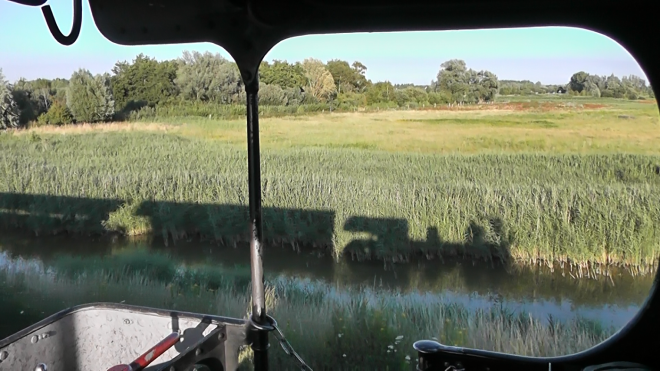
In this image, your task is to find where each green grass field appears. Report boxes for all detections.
[1,96,659,268]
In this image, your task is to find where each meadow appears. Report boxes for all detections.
[0,249,617,370]
[1,96,659,269]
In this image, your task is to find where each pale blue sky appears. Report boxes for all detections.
[0,0,648,85]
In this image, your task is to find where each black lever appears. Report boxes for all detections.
[41,0,83,46]
[413,339,552,371]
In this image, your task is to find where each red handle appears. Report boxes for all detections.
[128,332,180,371]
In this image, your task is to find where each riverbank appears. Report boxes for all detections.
[0,249,620,370]
[1,103,659,269]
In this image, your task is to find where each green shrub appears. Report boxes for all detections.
[37,101,73,126]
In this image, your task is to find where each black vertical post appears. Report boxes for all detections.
[246,77,270,371]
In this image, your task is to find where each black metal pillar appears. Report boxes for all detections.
[245,76,270,371]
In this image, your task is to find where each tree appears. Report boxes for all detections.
[622,75,647,91]
[32,79,53,107]
[17,78,53,111]
[301,58,336,102]
[11,80,38,125]
[277,86,311,106]
[111,54,178,112]
[587,75,606,91]
[336,91,367,109]
[434,60,497,103]
[66,69,115,123]
[175,51,243,104]
[475,71,499,102]
[259,60,306,89]
[428,91,451,105]
[37,100,73,126]
[10,78,56,125]
[603,74,625,98]
[50,78,69,104]
[436,60,469,103]
[0,69,20,129]
[391,86,430,107]
[352,61,367,75]
[365,81,395,104]
[440,59,468,73]
[326,60,354,93]
[393,89,410,107]
[326,59,369,93]
[405,87,429,105]
[352,62,371,92]
[585,81,601,97]
[258,84,288,106]
[569,71,589,93]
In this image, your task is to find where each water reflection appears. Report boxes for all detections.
[0,231,654,334]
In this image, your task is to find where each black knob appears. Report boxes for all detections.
[414,340,444,371]
[413,340,443,354]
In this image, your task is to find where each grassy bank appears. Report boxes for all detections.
[1,100,659,268]
[1,251,616,370]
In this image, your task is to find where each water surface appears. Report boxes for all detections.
[0,231,654,340]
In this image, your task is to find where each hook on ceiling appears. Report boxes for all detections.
[40,0,83,46]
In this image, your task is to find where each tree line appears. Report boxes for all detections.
[0,51,654,128]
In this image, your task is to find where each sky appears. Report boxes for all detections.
[0,0,649,85]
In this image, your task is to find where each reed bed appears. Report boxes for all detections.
[1,129,659,268]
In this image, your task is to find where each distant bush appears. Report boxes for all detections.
[36,101,73,126]
[258,84,288,106]
[127,102,246,120]
[428,91,451,105]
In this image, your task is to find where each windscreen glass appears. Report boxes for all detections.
[0,3,658,367]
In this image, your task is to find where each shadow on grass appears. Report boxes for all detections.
[0,192,513,266]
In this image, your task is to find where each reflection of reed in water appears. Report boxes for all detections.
[1,258,617,370]
[0,239,653,310]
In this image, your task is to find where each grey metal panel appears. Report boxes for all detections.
[0,305,246,371]
[223,324,247,371]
